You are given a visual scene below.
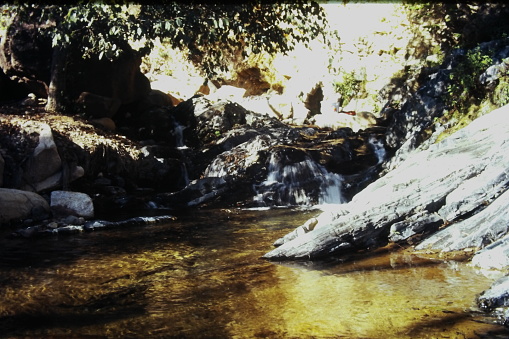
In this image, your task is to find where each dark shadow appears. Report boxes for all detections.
[402,310,509,338]
[0,285,147,337]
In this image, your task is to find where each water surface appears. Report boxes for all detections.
[0,208,507,338]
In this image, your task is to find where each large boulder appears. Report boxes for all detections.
[50,190,94,219]
[0,117,85,192]
[67,42,151,108]
[264,103,509,260]
[0,152,4,187]
[0,11,150,112]
[0,188,50,224]
[76,92,121,119]
[0,9,52,98]
[20,121,62,189]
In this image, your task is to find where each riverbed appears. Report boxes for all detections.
[0,208,508,338]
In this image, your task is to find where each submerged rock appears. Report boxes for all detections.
[264,104,509,260]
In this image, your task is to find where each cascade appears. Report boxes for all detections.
[174,122,188,150]
[254,151,345,207]
[172,120,191,189]
[369,136,386,165]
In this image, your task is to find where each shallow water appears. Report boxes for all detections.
[0,208,508,338]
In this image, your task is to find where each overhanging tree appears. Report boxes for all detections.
[3,2,329,112]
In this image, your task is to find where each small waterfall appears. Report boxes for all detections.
[174,122,188,150]
[172,119,191,188]
[254,151,345,207]
[179,162,190,187]
[318,172,344,205]
[369,136,386,165]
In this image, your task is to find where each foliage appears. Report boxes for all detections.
[403,2,509,52]
[332,70,366,108]
[3,1,328,78]
[444,47,493,113]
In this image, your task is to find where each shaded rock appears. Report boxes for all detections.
[264,104,509,260]
[20,121,61,188]
[0,152,4,187]
[0,188,50,224]
[137,89,174,112]
[0,10,52,97]
[76,92,121,118]
[50,190,94,219]
[194,97,249,143]
[66,42,151,107]
[89,117,116,131]
[0,68,27,102]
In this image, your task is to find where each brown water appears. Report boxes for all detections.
[0,208,508,338]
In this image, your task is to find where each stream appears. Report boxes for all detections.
[0,207,508,338]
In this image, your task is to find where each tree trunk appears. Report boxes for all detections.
[45,45,69,113]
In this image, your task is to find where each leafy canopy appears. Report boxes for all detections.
[3,1,328,77]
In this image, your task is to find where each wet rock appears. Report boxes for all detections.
[50,190,94,219]
[477,275,509,326]
[0,188,50,224]
[264,104,509,260]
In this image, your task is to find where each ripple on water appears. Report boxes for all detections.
[0,208,508,338]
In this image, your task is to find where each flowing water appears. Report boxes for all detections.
[0,208,508,338]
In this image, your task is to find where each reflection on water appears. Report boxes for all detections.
[0,208,508,338]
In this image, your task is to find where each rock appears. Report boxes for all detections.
[304,83,323,117]
[0,152,4,187]
[207,85,246,103]
[28,165,84,193]
[76,92,121,118]
[226,67,271,96]
[149,74,205,101]
[264,104,509,260]
[60,215,85,225]
[0,188,50,224]
[0,67,27,102]
[20,121,62,190]
[66,42,151,107]
[472,233,509,270]
[311,111,376,132]
[0,9,52,97]
[193,97,249,143]
[50,190,94,219]
[137,89,174,112]
[89,117,116,131]
[477,275,509,326]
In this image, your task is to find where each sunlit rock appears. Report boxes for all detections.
[265,104,509,260]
